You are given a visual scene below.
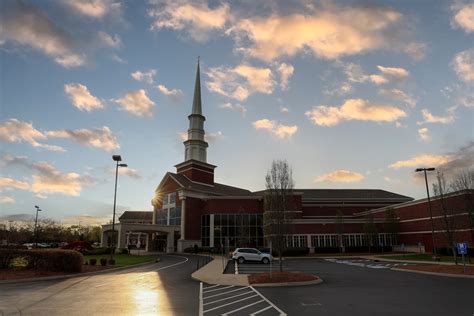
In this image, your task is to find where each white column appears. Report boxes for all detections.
[166,231,175,253]
[307,235,315,254]
[100,229,107,247]
[117,225,126,249]
[180,198,186,240]
[209,214,214,247]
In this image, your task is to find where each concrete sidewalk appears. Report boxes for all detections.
[191,256,249,286]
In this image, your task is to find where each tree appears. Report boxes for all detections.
[335,210,345,252]
[450,169,474,252]
[432,172,459,264]
[363,213,377,252]
[263,160,295,272]
[384,207,400,246]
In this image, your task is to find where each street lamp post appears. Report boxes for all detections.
[34,205,42,247]
[415,167,437,259]
[110,155,127,263]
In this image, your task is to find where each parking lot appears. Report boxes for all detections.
[199,283,286,315]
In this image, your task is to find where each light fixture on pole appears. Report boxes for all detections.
[415,167,437,259]
[110,155,127,263]
[34,205,42,247]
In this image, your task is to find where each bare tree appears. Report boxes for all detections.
[384,207,400,246]
[335,210,345,252]
[432,172,459,263]
[450,169,474,247]
[363,213,377,253]
[263,160,294,272]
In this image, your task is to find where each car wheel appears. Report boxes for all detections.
[238,257,245,264]
[262,257,269,264]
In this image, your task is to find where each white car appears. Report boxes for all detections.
[232,248,273,264]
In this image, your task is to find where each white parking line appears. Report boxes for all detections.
[203,284,220,291]
[250,305,273,315]
[204,294,259,313]
[250,286,287,316]
[222,299,265,315]
[204,290,254,306]
[203,285,234,293]
[204,286,248,299]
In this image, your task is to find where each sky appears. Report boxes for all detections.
[0,0,473,226]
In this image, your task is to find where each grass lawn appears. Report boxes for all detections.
[83,254,158,267]
[380,253,470,263]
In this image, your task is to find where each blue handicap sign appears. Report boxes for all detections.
[457,242,468,255]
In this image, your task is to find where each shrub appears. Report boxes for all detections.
[100,258,107,266]
[119,248,129,255]
[27,249,83,273]
[89,258,97,266]
[83,247,111,255]
[108,258,116,265]
[60,241,93,252]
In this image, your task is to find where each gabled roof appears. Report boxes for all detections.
[253,189,412,201]
[119,211,153,221]
[167,172,252,196]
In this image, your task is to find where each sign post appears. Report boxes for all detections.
[269,240,273,279]
[457,242,468,273]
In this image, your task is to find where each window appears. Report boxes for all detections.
[155,192,180,226]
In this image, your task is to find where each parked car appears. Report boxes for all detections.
[232,248,273,264]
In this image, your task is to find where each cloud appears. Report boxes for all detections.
[148,0,230,41]
[389,154,453,169]
[0,2,86,67]
[277,63,294,90]
[229,4,421,61]
[64,83,103,112]
[205,131,223,143]
[314,170,364,183]
[0,119,65,152]
[453,48,474,82]
[343,63,409,86]
[376,65,409,79]
[219,102,247,117]
[436,141,474,176]
[253,119,298,139]
[418,128,430,141]
[157,84,184,100]
[178,131,188,141]
[452,2,474,33]
[206,64,275,101]
[131,69,157,84]
[378,88,416,107]
[106,167,141,179]
[416,109,455,125]
[98,31,122,48]
[0,196,15,204]
[305,99,406,127]
[61,214,110,226]
[62,0,121,19]
[115,90,155,117]
[441,83,474,109]
[0,177,30,191]
[280,107,290,113]
[47,126,119,152]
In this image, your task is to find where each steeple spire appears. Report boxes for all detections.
[183,57,208,163]
[192,57,202,115]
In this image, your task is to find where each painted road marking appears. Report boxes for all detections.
[326,259,415,270]
[200,283,286,315]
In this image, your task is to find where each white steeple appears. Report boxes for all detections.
[184,58,208,162]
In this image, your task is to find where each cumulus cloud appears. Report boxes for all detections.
[416,109,455,125]
[148,0,230,41]
[0,2,86,67]
[205,131,224,143]
[157,84,183,100]
[115,90,155,117]
[378,88,416,107]
[0,177,30,191]
[0,196,15,204]
[389,154,453,169]
[314,170,364,183]
[453,48,474,82]
[377,65,409,79]
[0,119,64,152]
[277,63,294,90]
[131,69,157,84]
[418,128,430,141]
[106,167,141,179]
[64,83,103,112]
[452,2,474,33]
[229,4,421,61]
[253,119,298,139]
[98,31,122,48]
[1,155,94,196]
[219,102,247,117]
[305,99,406,127]
[344,63,409,86]
[280,107,290,113]
[206,64,275,101]
[63,0,122,19]
[47,126,119,152]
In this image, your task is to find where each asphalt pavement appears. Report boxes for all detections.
[0,254,202,316]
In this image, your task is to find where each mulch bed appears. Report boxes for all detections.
[399,264,474,275]
[0,264,113,281]
[249,271,318,284]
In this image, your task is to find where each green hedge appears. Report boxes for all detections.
[0,249,83,273]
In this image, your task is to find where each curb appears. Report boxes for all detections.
[251,277,323,287]
[366,256,474,266]
[391,267,474,279]
[0,259,160,285]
